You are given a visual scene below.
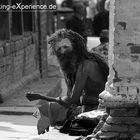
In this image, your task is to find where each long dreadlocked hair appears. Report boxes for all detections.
[48,29,109,91]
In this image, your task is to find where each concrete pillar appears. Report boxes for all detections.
[96,0,140,139]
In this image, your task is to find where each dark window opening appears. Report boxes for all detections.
[11,0,22,35]
[0,0,10,40]
[22,0,33,32]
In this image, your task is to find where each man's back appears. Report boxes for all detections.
[83,60,106,95]
[69,59,107,112]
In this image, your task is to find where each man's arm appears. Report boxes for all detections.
[59,63,88,106]
[70,62,89,105]
[63,73,72,97]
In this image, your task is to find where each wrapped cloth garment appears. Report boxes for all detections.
[59,109,108,136]
[33,95,106,135]
[33,102,68,134]
[80,94,99,112]
[77,108,106,119]
[71,109,108,136]
[33,108,50,134]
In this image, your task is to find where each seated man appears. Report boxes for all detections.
[26,29,109,135]
[48,28,109,111]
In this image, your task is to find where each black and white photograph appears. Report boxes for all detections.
[0,0,140,140]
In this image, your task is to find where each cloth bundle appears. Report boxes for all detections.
[33,102,68,134]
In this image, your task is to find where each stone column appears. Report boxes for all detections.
[96,0,140,139]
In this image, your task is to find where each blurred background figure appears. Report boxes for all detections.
[104,0,110,12]
[92,0,110,36]
[86,0,98,21]
[92,29,109,63]
[66,3,88,41]
[86,0,98,36]
[61,0,73,8]
[96,0,106,13]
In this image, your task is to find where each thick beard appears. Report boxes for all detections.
[58,52,77,74]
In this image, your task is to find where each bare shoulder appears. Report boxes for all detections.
[80,60,98,71]
[76,59,104,83]
[76,60,98,76]
[78,59,102,78]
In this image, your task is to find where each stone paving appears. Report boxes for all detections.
[0,64,79,140]
[0,65,62,113]
[0,115,79,140]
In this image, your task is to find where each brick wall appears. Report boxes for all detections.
[0,0,55,100]
[0,33,39,98]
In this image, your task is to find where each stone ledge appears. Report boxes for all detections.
[110,108,139,117]
[101,123,128,132]
[95,131,119,140]
[106,116,140,125]
[0,107,36,115]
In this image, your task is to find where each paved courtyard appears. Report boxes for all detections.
[0,115,79,140]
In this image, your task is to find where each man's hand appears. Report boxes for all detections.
[26,92,57,102]
[26,92,70,108]
[26,92,42,101]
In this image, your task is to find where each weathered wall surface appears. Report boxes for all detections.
[0,7,50,99]
[106,0,140,100]
[39,11,48,77]
[113,0,140,81]
[97,0,140,139]
[0,33,39,98]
